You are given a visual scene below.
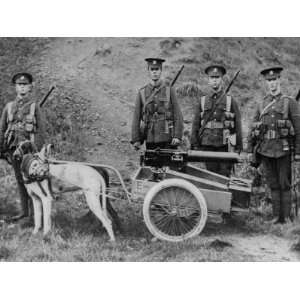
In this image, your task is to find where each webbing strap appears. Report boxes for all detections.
[7,102,14,122]
[200,96,205,112]
[283,97,289,120]
[226,95,232,112]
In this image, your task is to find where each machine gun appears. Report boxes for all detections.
[141,148,242,169]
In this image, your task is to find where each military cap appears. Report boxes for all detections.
[12,72,33,84]
[205,64,226,77]
[260,66,283,80]
[145,57,165,67]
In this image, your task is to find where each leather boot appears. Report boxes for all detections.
[270,189,280,223]
[281,190,292,223]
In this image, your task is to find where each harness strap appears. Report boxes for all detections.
[37,181,48,197]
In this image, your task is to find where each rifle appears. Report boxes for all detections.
[296,89,300,102]
[39,86,55,107]
[171,65,184,86]
[198,70,240,139]
[291,143,299,219]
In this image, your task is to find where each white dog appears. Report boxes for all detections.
[14,141,116,242]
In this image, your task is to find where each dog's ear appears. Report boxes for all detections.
[45,144,54,157]
[38,145,47,161]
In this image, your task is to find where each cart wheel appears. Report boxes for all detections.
[143,178,207,242]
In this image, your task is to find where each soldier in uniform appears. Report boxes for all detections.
[131,58,183,150]
[248,66,300,224]
[190,64,243,177]
[0,73,45,222]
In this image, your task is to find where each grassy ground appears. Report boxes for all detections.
[1,175,300,262]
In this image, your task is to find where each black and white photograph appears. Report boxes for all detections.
[1,36,300,262]
[1,1,300,299]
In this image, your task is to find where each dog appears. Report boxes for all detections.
[14,141,116,242]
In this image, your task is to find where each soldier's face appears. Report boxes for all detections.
[266,77,281,95]
[208,76,222,90]
[15,83,32,97]
[148,66,162,82]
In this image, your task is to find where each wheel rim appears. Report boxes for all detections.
[149,186,203,238]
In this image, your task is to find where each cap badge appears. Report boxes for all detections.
[214,68,217,73]
[270,71,274,75]
[20,76,25,80]
[153,60,157,65]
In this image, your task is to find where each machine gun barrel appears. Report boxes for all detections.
[187,150,241,163]
[141,149,242,168]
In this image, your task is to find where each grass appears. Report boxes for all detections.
[1,181,298,262]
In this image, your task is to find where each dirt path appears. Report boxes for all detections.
[227,234,299,261]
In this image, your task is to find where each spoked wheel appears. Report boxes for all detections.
[143,178,208,242]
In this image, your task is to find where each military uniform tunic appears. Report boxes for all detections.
[190,88,242,177]
[131,80,183,147]
[0,96,46,218]
[248,93,300,219]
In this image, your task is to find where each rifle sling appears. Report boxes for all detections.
[142,85,165,116]
[198,93,226,138]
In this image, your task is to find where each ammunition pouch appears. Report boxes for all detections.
[224,111,235,119]
[25,115,35,132]
[223,120,235,130]
[276,119,295,138]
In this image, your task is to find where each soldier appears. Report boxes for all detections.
[248,66,300,224]
[190,64,243,177]
[0,73,45,222]
[131,57,183,150]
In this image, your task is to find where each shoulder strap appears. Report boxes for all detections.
[260,98,276,120]
[7,102,14,122]
[200,96,206,111]
[30,102,36,118]
[283,97,290,119]
[226,95,232,112]
[166,86,171,104]
[140,88,146,106]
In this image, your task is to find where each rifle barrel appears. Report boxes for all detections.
[40,86,55,107]
[171,65,184,86]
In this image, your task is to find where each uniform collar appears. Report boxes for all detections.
[149,79,163,89]
[266,92,282,101]
[208,86,223,98]
[15,95,30,105]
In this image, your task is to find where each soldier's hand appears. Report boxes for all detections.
[171,138,181,146]
[133,142,141,151]
[295,154,300,162]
